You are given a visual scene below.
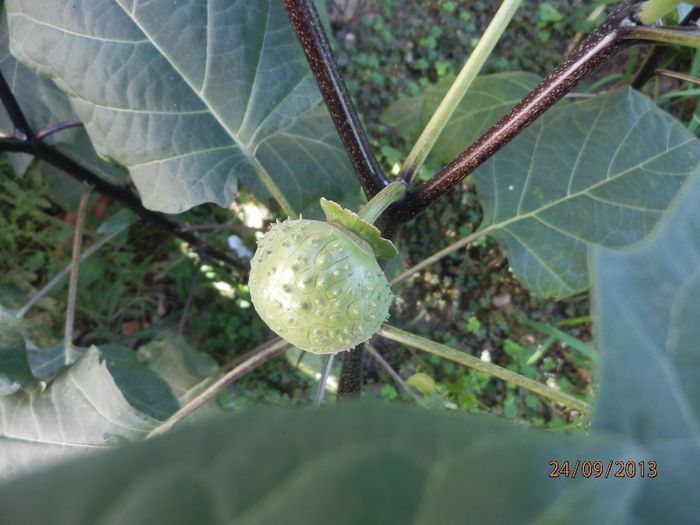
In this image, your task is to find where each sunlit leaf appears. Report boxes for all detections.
[5,0,358,214]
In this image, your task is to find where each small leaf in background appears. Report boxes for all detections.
[593,166,700,524]
[405,372,436,395]
[96,209,134,235]
[137,337,218,406]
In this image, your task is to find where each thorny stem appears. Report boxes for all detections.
[148,339,289,437]
[399,0,522,184]
[378,325,590,414]
[64,185,93,363]
[388,0,644,224]
[282,0,388,198]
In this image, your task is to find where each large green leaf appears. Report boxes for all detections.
[474,87,700,297]
[4,0,358,214]
[592,168,700,524]
[383,77,700,298]
[0,405,642,524]
[0,10,127,208]
[424,73,541,162]
[137,336,218,406]
[0,346,157,480]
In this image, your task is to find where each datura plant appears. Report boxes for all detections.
[249,182,406,354]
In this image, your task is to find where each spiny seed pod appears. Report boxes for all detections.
[248,198,397,354]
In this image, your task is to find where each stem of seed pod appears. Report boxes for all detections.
[357,181,407,225]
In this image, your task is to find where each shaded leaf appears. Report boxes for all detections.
[137,336,218,405]
[0,346,157,480]
[424,72,540,161]
[100,345,180,421]
[474,87,700,297]
[245,108,360,218]
[0,405,641,524]
[380,72,539,156]
[379,95,423,140]
[5,0,358,214]
[25,340,182,421]
[0,11,126,209]
[26,341,86,378]
[592,167,700,524]
[0,306,32,394]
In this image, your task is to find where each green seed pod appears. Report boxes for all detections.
[248,199,396,354]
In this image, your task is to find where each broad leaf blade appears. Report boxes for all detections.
[137,336,218,405]
[5,0,358,214]
[474,87,700,297]
[424,72,540,161]
[247,109,360,217]
[0,405,641,524]
[380,73,539,150]
[0,10,127,208]
[592,168,700,524]
[0,346,158,480]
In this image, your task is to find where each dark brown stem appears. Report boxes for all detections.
[282,0,388,199]
[36,119,84,141]
[283,0,395,398]
[337,346,364,400]
[0,70,32,139]
[389,1,643,224]
[632,7,700,89]
[0,136,246,271]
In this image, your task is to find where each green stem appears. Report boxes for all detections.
[357,180,407,224]
[377,324,590,414]
[252,162,298,219]
[390,227,491,286]
[148,338,289,437]
[17,228,124,319]
[64,186,93,364]
[398,0,522,183]
[638,0,684,25]
[622,26,700,48]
